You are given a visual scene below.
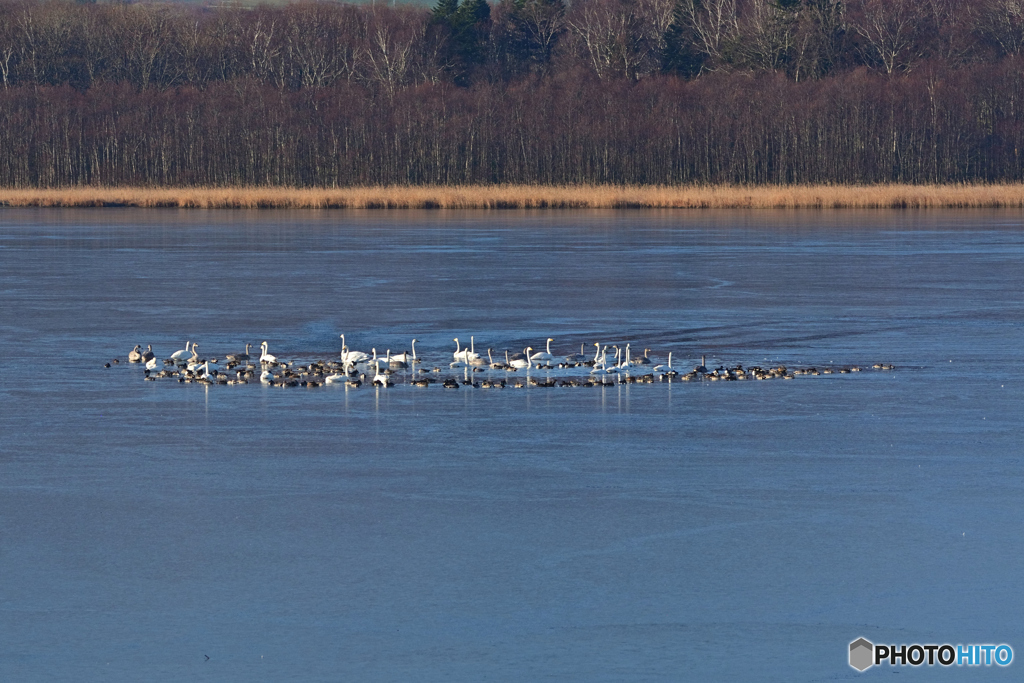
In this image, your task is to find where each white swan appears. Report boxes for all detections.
[510,347,532,369]
[367,348,390,370]
[339,334,370,364]
[449,344,469,368]
[145,356,158,371]
[654,352,677,375]
[530,338,554,365]
[604,346,622,373]
[196,361,214,379]
[260,341,277,364]
[260,369,274,384]
[389,340,417,364]
[653,352,676,372]
[188,347,215,373]
[453,338,480,362]
[129,345,143,363]
[170,341,192,362]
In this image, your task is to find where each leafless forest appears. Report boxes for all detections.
[0,0,1022,187]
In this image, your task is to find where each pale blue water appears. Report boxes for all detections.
[1,209,1022,681]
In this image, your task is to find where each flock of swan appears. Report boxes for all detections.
[112,335,897,389]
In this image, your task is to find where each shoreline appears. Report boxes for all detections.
[1,184,1024,209]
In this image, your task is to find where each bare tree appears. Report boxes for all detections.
[566,0,649,80]
[106,4,168,90]
[245,12,283,87]
[284,3,363,90]
[790,0,847,80]
[921,0,980,64]
[171,17,212,87]
[0,8,18,88]
[518,0,567,67]
[851,0,922,74]
[980,0,1024,56]
[739,0,799,71]
[673,0,740,69]
[363,7,424,96]
[635,0,676,61]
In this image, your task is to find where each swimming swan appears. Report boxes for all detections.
[170,341,192,362]
[388,349,408,369]
[453,338,480,362]
[530,338,554,365]
[340,335,370,364]
[389,340,417,364]
[510,347,533,369]
[260,341,277,364]
[226,344,251,363]
[565,342,587,363]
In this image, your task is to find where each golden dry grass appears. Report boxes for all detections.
[1,184,1023,209]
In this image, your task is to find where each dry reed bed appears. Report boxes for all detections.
[1,185,1024,209]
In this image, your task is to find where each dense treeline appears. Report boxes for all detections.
[0,0,1022,186]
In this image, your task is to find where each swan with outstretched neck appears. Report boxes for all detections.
[389,340,417,364]
[170,341,192,362]
[259,341,277,364]
[489,349,509,370]
[509,347,532,369]
[453,338,481,362]
[340,335,369,364]
[530,338,554,365]
[653,352,674,373]
[388,349,408,369]
[226,344,251,363]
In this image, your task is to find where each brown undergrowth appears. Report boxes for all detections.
[1,185,1024,209]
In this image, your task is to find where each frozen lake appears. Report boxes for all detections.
[1,209,1022,681]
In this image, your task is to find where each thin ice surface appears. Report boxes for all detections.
[0,209,1022,681]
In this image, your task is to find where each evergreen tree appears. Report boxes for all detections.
[432,0,460,22]
[431,0,492,84]
[505,0,564,72]
[663,1,705,77]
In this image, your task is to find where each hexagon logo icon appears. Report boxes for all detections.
[849,638,874,671]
